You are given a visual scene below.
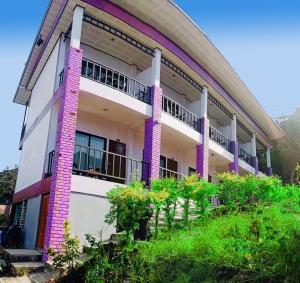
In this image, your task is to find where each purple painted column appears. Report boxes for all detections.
[266,167,272,176]
[229,141,239,174]
[143,86,162,184]
[252,156,259,175]
[43,47,83,261]
[196,117,209,180]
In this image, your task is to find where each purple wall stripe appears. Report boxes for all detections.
[82,0,268,141]
[43,47,83,262]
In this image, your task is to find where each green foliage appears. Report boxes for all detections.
[216,172,294,210]
[77,175,300,283]
[105,181,152,241]
[0,166,17,204]
[127,198,300,282]
[48,221,81,273]
[151,178,178,231]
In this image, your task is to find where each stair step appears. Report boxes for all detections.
[11,262,45,276]
[4,249,42,263]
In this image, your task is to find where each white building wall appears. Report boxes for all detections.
[239,142,252,154]
[15,40,60,192]
[69,191,116,246]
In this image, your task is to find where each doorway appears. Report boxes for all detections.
[108,140,127,183]
[36,194,49,249]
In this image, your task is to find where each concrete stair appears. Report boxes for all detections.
[3,249,44,276]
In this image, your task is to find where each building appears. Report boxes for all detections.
[11,0,283,259]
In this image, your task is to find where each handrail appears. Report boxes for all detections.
[162,95,200,132]
[73,145,148,183]
[159,167,184,180]
[238,147,253,166]
[81,58,151,105]
[209,126,231,152]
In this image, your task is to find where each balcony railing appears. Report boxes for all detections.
[81,59,151,105]
[72,145,149,184]
[47,147,149,183]
[162,95,200,132]
[209,126,231,152]
[159,167,184,180]
[238,147,252,166]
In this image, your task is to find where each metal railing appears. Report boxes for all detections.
[209,126,231,152]
[238,147,253,166]
[73,145,148,183]
[162,95,200,132]
[81,59,151,105]
[47,150,55,176]
[159,167,184,180]
[58,69,64,87]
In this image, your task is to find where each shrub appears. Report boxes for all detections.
[105,181,152,242]
[151,178,178,231]
[48,221,81,274]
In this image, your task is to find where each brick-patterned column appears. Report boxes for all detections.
[143,86,162,184]
[196,117,209,180]
[266,167,272,176]
[43,47,83,261]
[229,141,239,174]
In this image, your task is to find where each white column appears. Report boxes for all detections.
[151,48,161,87]
[200,86,208,119]
[70,6,84,49]
[231,114,237,142]
[266,147,271,168]
[251,134,257,156]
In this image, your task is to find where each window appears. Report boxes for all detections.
[73,132,107,173]
[14,200,28,229]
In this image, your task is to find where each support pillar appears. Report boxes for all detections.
[43,6,84,261]
[196,86,209,180]
[251,133,259,175]
[229,114,239,174]
[143,49,162,185]
[266,147,272,176]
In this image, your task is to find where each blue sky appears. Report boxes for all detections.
[0,0,299,170]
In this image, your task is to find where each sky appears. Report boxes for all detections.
[0,0,299,170]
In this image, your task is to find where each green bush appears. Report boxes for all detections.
[127,199,300,282]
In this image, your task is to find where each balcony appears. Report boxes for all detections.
[209,126,231,152]
[47,146,149,184]
[162,95,200,132]
[81,59,151,105]
[238,147,252,166]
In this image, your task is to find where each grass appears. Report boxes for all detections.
[127,198,300,282]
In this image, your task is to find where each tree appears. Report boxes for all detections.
[273,107,300,183]
[0,167,18,204]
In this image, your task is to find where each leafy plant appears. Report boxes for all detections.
[48,221,81,274]
[151,178,178,231]
[178,174,199,226]
[105,181,152,242]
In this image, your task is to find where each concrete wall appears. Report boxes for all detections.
[69,189,116,246]
[23,196,41,249]
[15,40,60,192]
